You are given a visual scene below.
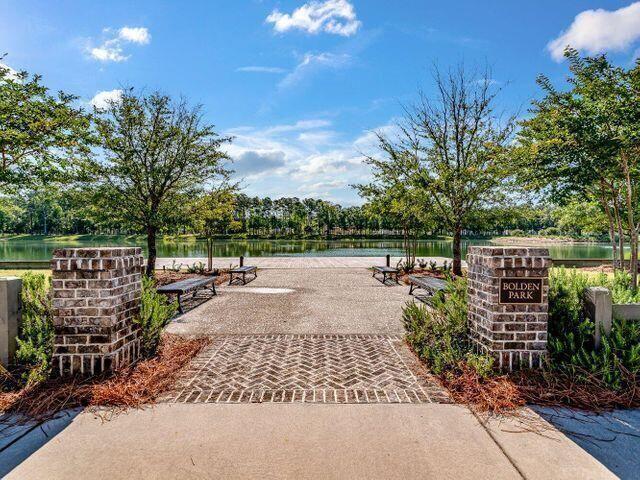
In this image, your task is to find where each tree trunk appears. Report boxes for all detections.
[145,225,157,277]
[622,153,638,289]
[598,182,618,270]
[452,224,462,276]
[612,193,626,270]
[207,237,213,271]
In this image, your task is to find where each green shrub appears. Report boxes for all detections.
[539,226,561,236]
[465,353,495,378]
[402,277,470,374]
[136,276,178,357]
[509,229,526,237]
[548,267,640,389]
[15,272,54,385]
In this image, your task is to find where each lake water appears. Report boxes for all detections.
[0,237,615,261]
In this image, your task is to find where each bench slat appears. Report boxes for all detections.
[373,266,399,273]
[230,266,257,273]
[157,276,215,293]
[408,275,447,291]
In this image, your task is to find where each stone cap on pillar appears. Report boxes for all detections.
[467,246,550,257]
[51,247,143,271]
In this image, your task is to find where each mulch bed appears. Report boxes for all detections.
[439,364,640,415]
[0,334,210,420]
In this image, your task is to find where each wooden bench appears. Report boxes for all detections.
[407,275,447,302]
[157,275,217,313]
[372,265,399,284]
[229,265,257,285]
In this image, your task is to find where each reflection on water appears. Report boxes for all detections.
[0,237,616,261]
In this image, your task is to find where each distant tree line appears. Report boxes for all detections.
[0,186,608,240]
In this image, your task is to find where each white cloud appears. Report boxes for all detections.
[297,130,335,146]
[279,52,351,89]
[237,66,286,73]
[90,89,123,109]
[88,26,151,62]
[118,26,151,44]
[223,119,393,204]
[266,0,361,36]
[548,2,640,61]
[90,41,128,62]
[264,119,332,134]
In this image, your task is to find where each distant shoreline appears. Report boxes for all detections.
[490,236,600,246]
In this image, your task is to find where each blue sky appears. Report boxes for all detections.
[2,0,640,204]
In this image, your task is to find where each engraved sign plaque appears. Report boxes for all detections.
[499,278,543,304]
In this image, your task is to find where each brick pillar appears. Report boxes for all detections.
[466,246,551,370]
[51,247,144,376]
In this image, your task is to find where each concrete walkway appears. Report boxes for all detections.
[1,267,622,478]
[3,404,616,480]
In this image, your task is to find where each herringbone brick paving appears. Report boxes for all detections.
[165,334,450,404]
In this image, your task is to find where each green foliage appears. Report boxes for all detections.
[396,259,416,274]
[168,260,183,272]
[15,272,54,385]
[539,226,562,237]
[93,91,232,274]
[135,276,178,357]
[403,277,470,374]
[186,261,206,274]
[0,63,93,193]
[509,229,525,237]
[551,199,608,237]
[548,268,640,389]
[465,353,495,379]
[192,189,241,270]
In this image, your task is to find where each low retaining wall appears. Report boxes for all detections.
[0,277,21,367]
[585,286,640,348]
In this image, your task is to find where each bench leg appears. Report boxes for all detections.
[242,272,246,284]
[229,273,234,285]
[177,293,184,314]
[409,284,414,295]
[211,283,217,295]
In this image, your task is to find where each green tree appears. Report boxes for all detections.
[517,49,640,285]
[94,91,231,275]
[192,189,241,270]
[0,63,92,192]
[357,144,433,267]
[360,65,514,275]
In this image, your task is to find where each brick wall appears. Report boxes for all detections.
[467,246,551,370]
[51,247,144,376]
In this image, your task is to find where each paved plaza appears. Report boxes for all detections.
[1,264,626,479]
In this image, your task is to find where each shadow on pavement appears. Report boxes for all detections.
[0,408,80,477]
[535,406,640,479]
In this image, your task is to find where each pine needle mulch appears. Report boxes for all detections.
[0,334,209,420]
[441,365,640,415]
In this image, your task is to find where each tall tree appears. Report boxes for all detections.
[517,49,640,285]
[360,65,514,275]
[0,63,92,192]
[94,91,231,275]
